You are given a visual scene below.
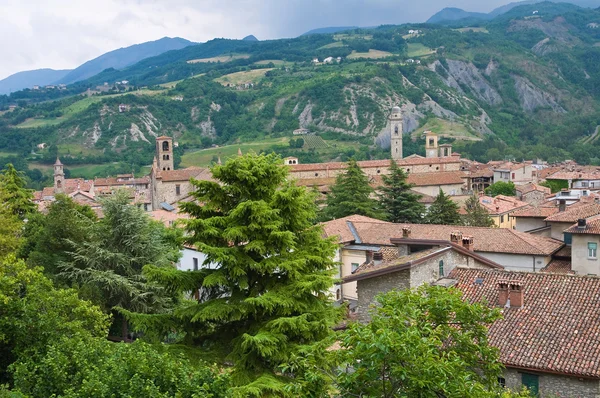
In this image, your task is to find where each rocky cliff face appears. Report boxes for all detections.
[513,75,566,113]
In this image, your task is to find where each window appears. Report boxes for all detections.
[512,172,515,179]
[498,377,506,388]
[351,263,359,272]
[162,141,169,151]
[589,242,597,259]
[336,289,341,300]
[520,373,539,396]
[394,125,399,134]
[564,233,572,245]
[429,138,434,146]
[500,215,504,223]
[438,260,444,277]
[176,184,181,195]
[193,257,199,271]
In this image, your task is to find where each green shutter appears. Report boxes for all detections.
[521,373,539,396]
[438,260,444,277]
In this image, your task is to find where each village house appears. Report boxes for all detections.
[451,267,600,397]
[544,200,600,242]
[493,161,536,185]
[515,183,551,205]
[511,203,558,235]
[564,217,600,275]
[476,194,529,229]
[322,215,563,302]
[545,168,600,190]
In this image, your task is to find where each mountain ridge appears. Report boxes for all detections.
[0,69,71,95]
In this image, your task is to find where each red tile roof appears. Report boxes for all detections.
[158,167,211,182]
[451,268,600,377]
[564,217,600,235]
[545,203,600,223]
[511,204,559,218]
[321,215,390,244]
[289,157,461,173]
[406,171,465,187]
[478,195,529,215]
[541,259,574,274]
[515,183,551,195]
[332,219,564,256]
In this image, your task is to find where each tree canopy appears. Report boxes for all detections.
[131,153,342,396]
[485,181,516,197]
[322,159,384,221]
[426,189,462,225]
[378,160,425,223]
[462,194,495,227]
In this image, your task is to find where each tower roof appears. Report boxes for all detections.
[54,157,63,166]
[391,105,402,113]
[156,135,171,140]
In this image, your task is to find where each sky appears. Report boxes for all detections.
[0,0,514,80]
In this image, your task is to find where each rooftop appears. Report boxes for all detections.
[545,203,600,223]
[511,204,558,218]
[564,217,600,235]
[451,268,600,378]
[478,195,529,215]
[289,157,461,173]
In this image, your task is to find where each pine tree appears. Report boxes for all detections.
[322,159,383,221]
[378,160,425,223]
[462,194,495,227]
[133,153,342,396]
[0,164,36,219]
[426,189,461,225]
[59,190,178,340]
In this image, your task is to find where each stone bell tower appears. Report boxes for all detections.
[390,106,403,160]
[156,136,174,171]
[425,131,439,158]
[53,157,64,194]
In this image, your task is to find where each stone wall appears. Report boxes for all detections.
[356,269,410,323]
[503,367,600,397]
[152,180,195,210]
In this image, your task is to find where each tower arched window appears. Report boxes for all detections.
[162,141,170,151]
[394,125,399,135]
[56,180,62,188]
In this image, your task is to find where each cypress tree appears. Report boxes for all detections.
[134,153,342,396]
[0,163,36,219]
[426,189,461,225]
[378,160,425,223]
[462,194,495,227]
[322,159,383,221]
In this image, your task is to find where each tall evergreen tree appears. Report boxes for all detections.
[426,189,461,225]
[59,190,179,339]
[322,159,383,221]
[0,164,36,219]
[132,153,342,396]
[378,160,425,223]
[462,194,495,227]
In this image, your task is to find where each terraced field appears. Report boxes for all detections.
[187,54,250,64]
[347,50,393,59]
[214,68,274,86]
[302,135,329,149]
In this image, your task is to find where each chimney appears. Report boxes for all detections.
[498,280,509,307]
[578,218,587,230]
[402,227,411,238]
[373,251,384,265]
[509,281,524,308]
[559,199,566,212]
[450,231,463,244]
[462,236,474,251]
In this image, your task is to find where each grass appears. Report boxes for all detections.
[318,42,346,50]
[410,118,482,141]
[16,117,67,128]
[347,50,393,60]
[254,60,293,66]
[187,54,250,64]
[214,69,274,86]
[333,33,372,41]
[158,73,206,88]
[181,137,289,167]
[406,43,436,58]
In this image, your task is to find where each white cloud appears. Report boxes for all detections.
[0,0,509,80]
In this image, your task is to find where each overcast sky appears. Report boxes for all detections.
[0,0,514,80]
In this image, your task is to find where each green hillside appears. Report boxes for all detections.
[4,2,600,186]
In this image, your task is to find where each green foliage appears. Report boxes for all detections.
[462,194,495,227]
[11,337,229,398]
[426,189,462,225]
[540,179,569,193]
[322,159,384,221]
[0,164,36,219]
[22,194,96,277]
[378,160,425,223]
[59,190,180,338]
[133,153,343,396]
[332,286,504,397]
[485,181,516,197]
[0,255,109,384]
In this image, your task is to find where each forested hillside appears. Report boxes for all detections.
[3,2,600,185]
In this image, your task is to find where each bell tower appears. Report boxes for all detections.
[390,106,403,160]
[156,136,174,171]
[425,131,439,158]
[54,157,64,194]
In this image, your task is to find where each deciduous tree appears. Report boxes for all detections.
[485,181,516,197]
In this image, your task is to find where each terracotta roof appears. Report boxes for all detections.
[511,204,558,218]
[41,187,54,197]
[54,157,62,166]
[94,176,149,186]
[321,215,390,244]
[545,203,600,223]
[451,268,600,378]
[478,195,529,215]
[541,259,574,274]
[546,169,600,181]
[341,220,564,256]
[406,171,465,187]
[554,245,572,258]
[150,209,189,226]
[492,161,531,171]
[289,157,460,173]
[158,167,210,182]
[564,217,600,234]
[156,135,171,140]
[352,247,446,277]
[516,183,551,195]
[33,190,42,201]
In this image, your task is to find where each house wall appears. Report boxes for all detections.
[503,368,600,398]
[177,248,217,271]
[512,165,535,185]
[476,252,549,272]
[515,217,547,233]
[152,180,195,210]
[490,212,516,229]
[340,249,368,300]
[572,234,600,275]
[356,269,410,323]
[550,222,574,241]
[289,161,461,180]
[411,182,464,197]
[521,190,547,206]
[573,179,600,189]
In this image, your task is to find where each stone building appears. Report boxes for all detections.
[389,106,403,160]
[515,183,551,205]
[452,267,600,397]
[476,194,529,229]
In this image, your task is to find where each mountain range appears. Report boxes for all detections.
[0,37,195,95]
